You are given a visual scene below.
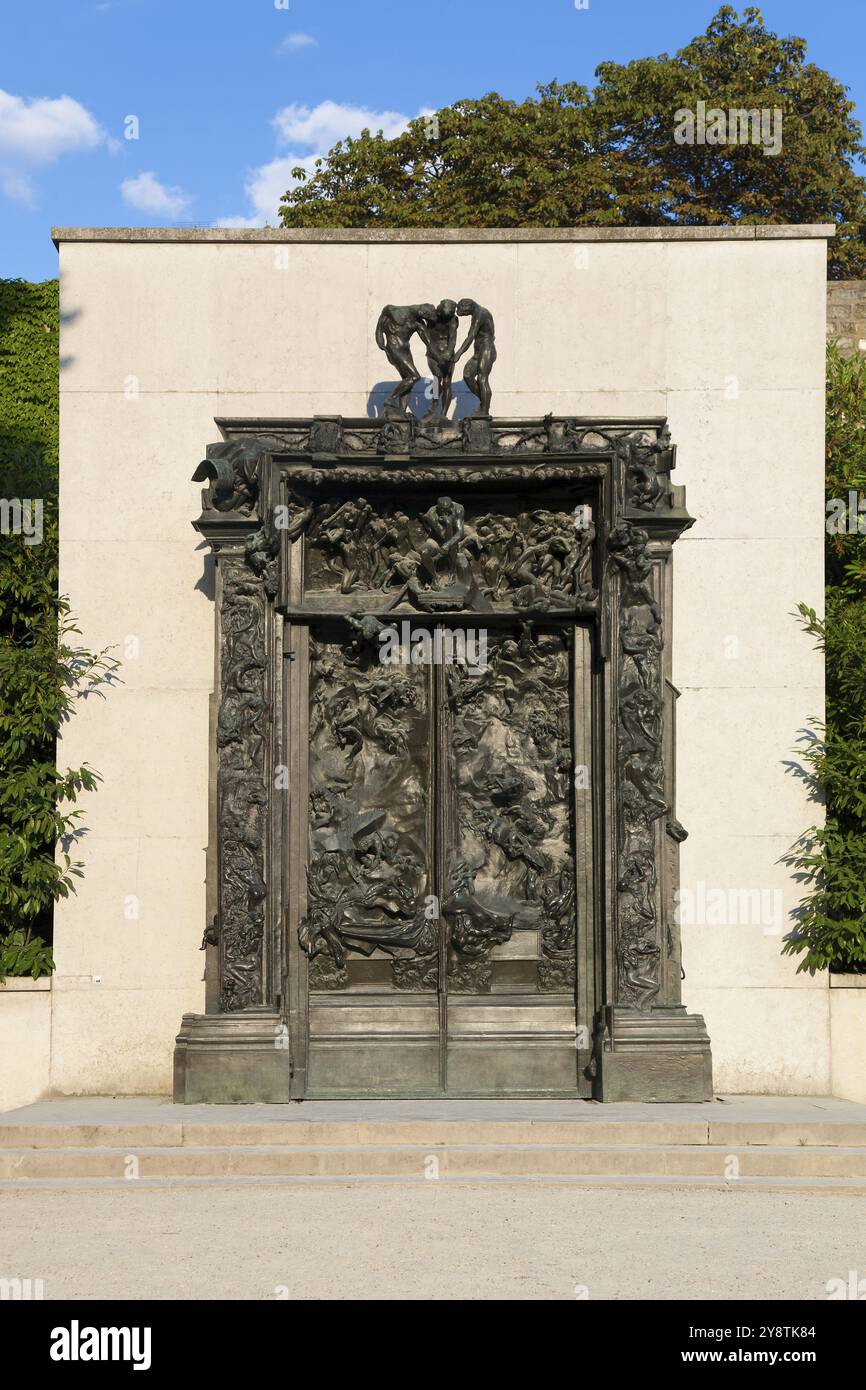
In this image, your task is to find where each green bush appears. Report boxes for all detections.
[785,345,866,972]
[0,278,116,980]
[0,928,54,980]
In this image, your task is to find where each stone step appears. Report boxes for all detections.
[3,1143,866,1183]
[4,1119,866,1150]
[4,1174,866,1193]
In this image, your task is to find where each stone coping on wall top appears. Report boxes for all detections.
[0,977,51,993]
[51,224,836,247]
[829,974,866,989]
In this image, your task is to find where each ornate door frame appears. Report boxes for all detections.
[174,414,713,1103]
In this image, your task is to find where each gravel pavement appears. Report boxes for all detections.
[2,1183,864,1300]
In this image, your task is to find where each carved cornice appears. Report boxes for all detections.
[191,418,693,543]
[280,463,608,488]
[193,514,261,549]
[214,414,674,463]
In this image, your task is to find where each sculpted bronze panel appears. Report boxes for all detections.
[301,627,434,991]
[610,521,671,1009]
[446,628,576,994]
[303,492,595,615]
[216,561,268,1011]
[296,479,585,1003]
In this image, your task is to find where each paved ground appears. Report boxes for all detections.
[3,1093,865,1127]
[3,1098,864,1299]
[2,1183,864,1300]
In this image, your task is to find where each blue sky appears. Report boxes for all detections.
[2,0,864,282]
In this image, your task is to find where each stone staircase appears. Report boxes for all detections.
[1,1097,866,1190]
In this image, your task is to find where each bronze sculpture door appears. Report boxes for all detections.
[178,413,711,1106]
[294,619,590,1097]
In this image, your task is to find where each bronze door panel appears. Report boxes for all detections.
[444,627,575,997]
[300,621,584,1097]
[304,626,435,994]
[178,416,711,1106]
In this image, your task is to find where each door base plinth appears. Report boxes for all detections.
[174,1010,291,1104]
[594,1007,714,1102]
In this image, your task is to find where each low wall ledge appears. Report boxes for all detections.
[51,224,837,247]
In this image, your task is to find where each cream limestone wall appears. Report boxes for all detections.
[0,980,51,1110]
[829,978,866,1103]
[50,226,830,1098]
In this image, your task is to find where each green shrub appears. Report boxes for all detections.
[0,928,54,980]
[785,345,866,972]
[0,278,116,980]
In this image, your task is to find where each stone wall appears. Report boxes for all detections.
[830,978,866,1103]
[47,225,831,1098]
[0,981,51,1110]
[827,279,866,354]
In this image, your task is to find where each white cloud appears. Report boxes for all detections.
[120,170,191,217]
[273,100,411,150]
[215,154,319,227]
[217,100,421,227]
[0,89,105,205]
[278,33,317,52]
[249,153,320,223]
[0,89,104,163]
[94,1,147,13]
[212,214,263,229]
[0,168,36,204]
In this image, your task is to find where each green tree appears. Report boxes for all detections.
[785,345,866,972]
[0,278,116,978]
[280,6,866,278]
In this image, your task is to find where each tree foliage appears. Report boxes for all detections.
[280,6,866,277]
[785,345,866,972]
[0,278,116,978]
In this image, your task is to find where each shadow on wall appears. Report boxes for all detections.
[193,539,216,603]
[367,380,479,421]
[58,305,80,374]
